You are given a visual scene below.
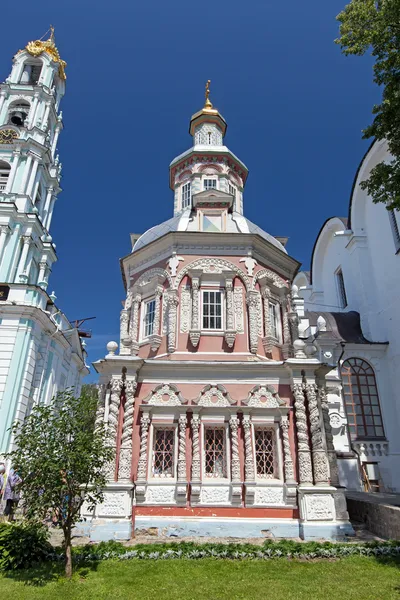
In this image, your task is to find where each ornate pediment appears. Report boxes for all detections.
[142,384,187,406]
[194,384,235,407]
[243,385,285,408]
[192,189,233,209]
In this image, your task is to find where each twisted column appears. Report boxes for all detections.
[318,386,340,486]
[281,419,295,482]
[243,416,255,481]
[292,383,313,484]
[118,379,137,481]
[106,378,123,480]
[229,414,241,482]
[178,413,187,481]
[137,413,151,481]
[191,414,201,482]
[305,383,330,485]
[95,383,107,427]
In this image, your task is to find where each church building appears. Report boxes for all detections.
[91,84,353,542]
[0,32,88,456]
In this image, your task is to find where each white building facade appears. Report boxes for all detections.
[294,139,400,493]
[0,31,88,455]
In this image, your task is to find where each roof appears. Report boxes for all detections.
[306,310,388,345]
[132,211,288,253]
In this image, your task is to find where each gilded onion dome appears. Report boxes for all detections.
[18,26,67,80]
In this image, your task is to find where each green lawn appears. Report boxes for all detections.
[1,557,399,600]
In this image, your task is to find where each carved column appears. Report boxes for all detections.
[280,295,291,360]
[149,285,163,350]
[95,383,107,427]
[292,383,313,485]
[189,276,201,347]
[230,414,241,505]
[281,419,295,482]
[167,290,179,353]
[318,386,340,486]
[191,414,201,483]
[137,413,151,481]
[243,416,255,481]
[304,383,330,485]
[225,279,236,348]
[129,293,141,355]
[261,287,274,353]
[107,378,123,480]
[0,226,10,264]
[177,413,187,503]
[16,235,31,281]
[118,380,137,481]
[119,309,131,355]
[246,291,259,354]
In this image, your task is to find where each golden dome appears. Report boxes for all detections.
[19,26,66,80]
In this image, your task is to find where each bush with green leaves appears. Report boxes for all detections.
[0,521,54,572]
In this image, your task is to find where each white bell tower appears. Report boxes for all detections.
[0,27,66,288]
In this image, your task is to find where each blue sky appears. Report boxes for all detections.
[1,1,379,381]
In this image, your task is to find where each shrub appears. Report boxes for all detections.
[0,521,54,571]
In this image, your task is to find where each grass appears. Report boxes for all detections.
[0,556,399,600]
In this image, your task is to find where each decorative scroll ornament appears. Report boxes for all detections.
[23,27,67,80]
[305,383,330,485]
[137,413,151,480]
[224,280,236,348]
[175,257,250,290]
[243,384,285,408]
[191,414,201,482]
[292,383,313,484]
[194,384,235,407]
[129,294,141,354]
[246,291,260,354]
[281,419,295,482]
[0,129,18,144]
[166,291,179,353]
[229,415,241,482]
[243,417,255,481]
[239,252,257,276]
[167,252,184,277]
[252,268,289,290]
[131,267,172,289]
[180,287,191,333]
[143,383,186,406]
[318,386,340,486]
[189,277,200,347]
[178,414,187,481]
[234,287,244,333]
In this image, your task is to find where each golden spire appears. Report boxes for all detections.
[20,26,67,80]
[204,79,213,109]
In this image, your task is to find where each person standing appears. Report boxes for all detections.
[3,468,22,522]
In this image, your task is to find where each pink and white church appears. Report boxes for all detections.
[89,88,353,541]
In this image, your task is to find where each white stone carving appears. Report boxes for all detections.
[167,252,184,277]
[229,415,241,483]
[118,379,137,481]
[97,493,127,517]
[137,413,151,480]
[253,487,284,506]
[243,384,284,408]
[129,294,141,354]
[281,419,295,482]
[253,268,289,290]
[246,290,260,354]
[224,279,236,348]
[200,486,230,504]
[194,384,235,407]
[180,287,191,333]
[175,257,250,290]
[234,287,244,333]
[132,267,172,289]
[292,383,313,484]
[178,413,187,481]
[143,383,186,406]
[166,290,179,353]
[145,485,176,504]
[239,252,257,276]
[318,386,340,486]
[305,494,334,521]
[107,378,123,447]
[305,383,330,485]
[191,414,201,482]
[243,416,255,481]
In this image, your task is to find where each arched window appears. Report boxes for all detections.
[340,358,384,439]
[20,61,42,85]
[8,101,30,127]
[0,160,10,192]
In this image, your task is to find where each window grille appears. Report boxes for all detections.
[182,182,191,209]
[336,269,348,308]
[204,179,217,190]
[204,427,226,477]
[254,428,276,478]
[144,299,156,338]
[202,290,222,329]
[152,428,175,477]
[389,210,400,253]
[341,358,384,439]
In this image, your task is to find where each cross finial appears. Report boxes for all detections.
[49,24,55,44]
[204,79,213,108]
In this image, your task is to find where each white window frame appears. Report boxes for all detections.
[335,268,348,309]
[148,423,178,481]
[388,209,400,254]
[203,178,218,191]
[251,421,283,482]
[201,422,230,481]
[268,300,283,343]
[201,288,224,331]
[141,296,156,340]
[181,181,192,210]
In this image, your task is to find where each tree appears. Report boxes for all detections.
[6,389,114,578]
[336,0,400,210]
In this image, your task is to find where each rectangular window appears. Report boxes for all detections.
[336,269,348,308]
[389,210,400,253]
[152,428,175,478]
[204,179,217,190]
[269,302,280,339]
[228,183,236,199]
[204,427,226,478]
[254,428,276,478]
[182,182,191,209]
[202,290,222,330]
[143,298,156,338]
